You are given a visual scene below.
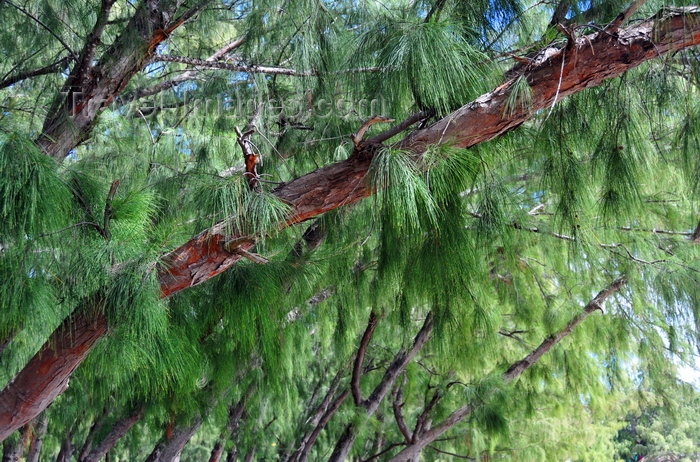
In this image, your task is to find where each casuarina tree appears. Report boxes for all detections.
[2,0,700,460]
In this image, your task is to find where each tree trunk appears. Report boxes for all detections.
[80,405,145,462]
[55,432,74,462]
[208,442,224,462]
[37,1,210,160]
[1,424,28,462]
[25,413,49,462]
[1,7,700,444]
[0,309,107,442]
[145,417,203,462]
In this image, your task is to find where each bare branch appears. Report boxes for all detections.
[124,36,248,101]
[292,390,350,462]
[388,276,627,461]
[352,311,381,406]
[367,110,434,145]
[81,405,145,462]
[153,54,315,76]
[0,57,69,90]
[413,388,441,441]
[150,54,381,78]
[619,226,694,237]
[352,116,395,149]
[392,377,412,444]
[427,445,473,460]
[209,37,246,61]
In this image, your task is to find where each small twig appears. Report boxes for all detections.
[361,443,406,462]
[232,247,269,264]
[368,110,434,145]
[427,446,473,460]
[352,115,395,149]
[5,0,78,63]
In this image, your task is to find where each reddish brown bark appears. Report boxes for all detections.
[158,7,700,295]
[0,310,107,441]
[2,6,700,444]
[209,442,224,462]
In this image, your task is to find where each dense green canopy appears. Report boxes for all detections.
[2,0,700,461]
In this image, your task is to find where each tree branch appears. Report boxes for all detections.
[4,6,700,442]
[81,405,145,462]
[77,0,118,82]
[0,57,70,90]
[329,312,434,462]
[123,36,247,101]
[388,276,627,461]
[292,390,350,462]
[352,311,381,406]
[36,0,214,159]
[158,7,700,296]
[392,377,412,444]
[153,54,315,76]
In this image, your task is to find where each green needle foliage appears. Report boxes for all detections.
[2,1,700,461]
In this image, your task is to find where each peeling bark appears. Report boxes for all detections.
[0,308,107,442]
